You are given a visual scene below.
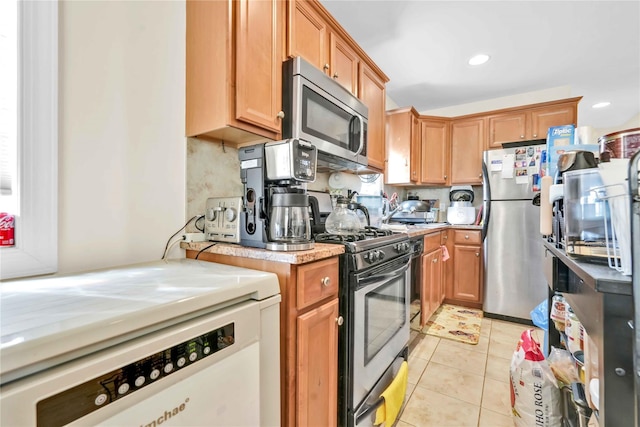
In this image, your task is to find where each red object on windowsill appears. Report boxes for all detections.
[0,212,15,247]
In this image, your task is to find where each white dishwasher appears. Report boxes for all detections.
[0,259,281,427]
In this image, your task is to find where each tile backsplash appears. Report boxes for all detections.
[186,138,243,227]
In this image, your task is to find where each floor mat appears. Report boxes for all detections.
[413,304,483,345]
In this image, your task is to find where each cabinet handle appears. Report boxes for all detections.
[323,63,330,70]
[321,277,331,287]
[433,258,438,263]
[475,252,479,257]
[533,133,537,138]
[336,316,344,326]
[332,72,339,79]
[465,235,469,239]
[444,175,447,179]
[276,111,285,119]
[520,135,524,139]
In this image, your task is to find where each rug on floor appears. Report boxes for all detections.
[414,304,483,345]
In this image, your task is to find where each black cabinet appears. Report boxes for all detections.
[543,242,633,427]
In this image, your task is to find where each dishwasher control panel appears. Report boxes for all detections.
[37,323,235,426]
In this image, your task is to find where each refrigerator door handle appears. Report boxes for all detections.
[481,161,491,242]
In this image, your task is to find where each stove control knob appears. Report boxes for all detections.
[377,250,385,261]
[367,251,378,263]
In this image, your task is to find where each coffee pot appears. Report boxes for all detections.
[325,196,369,235]
[268,191,311,246]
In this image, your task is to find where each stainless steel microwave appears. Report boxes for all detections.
[282,57,368,171]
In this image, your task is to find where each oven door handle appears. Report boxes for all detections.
[355,395,385,425]
[357,260,410,288]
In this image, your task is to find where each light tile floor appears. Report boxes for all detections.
[398,317,543,427]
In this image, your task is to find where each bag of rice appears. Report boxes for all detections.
[510,329,562,427]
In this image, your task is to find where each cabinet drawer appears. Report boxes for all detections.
[297,258,339,310]
[424,232,442,253]
[452,229,481,245]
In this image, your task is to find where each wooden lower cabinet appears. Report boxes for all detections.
[420,231,445,326]
[185,250,340,427]
[444,229,484,309]
[297,298,338,427]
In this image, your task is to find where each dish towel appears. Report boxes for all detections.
[374,361,408,426]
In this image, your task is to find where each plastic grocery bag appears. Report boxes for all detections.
[510,329,562,427]
[530,299,549,356]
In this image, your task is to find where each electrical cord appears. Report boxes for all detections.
[161,215,203,260]
[162,238,183,261]
[195,216,205,232]
[195,243,217,260]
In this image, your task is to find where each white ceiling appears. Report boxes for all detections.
[320,0,640,131]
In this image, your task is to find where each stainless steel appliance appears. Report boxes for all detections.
[0,259,281,426]
[482,144,548,321]
[282,56,368,171]
[205,196,242,243]
[314,229,411,427]
[239,139,317,251]
[387,198,438,224]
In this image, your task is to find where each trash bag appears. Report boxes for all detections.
[531,299,549,357]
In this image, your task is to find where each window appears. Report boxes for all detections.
[0,1,58,280]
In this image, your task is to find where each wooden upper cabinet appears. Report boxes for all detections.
[410,115,421,182]
[486,98,580,149]
[329,33,358,95]
[288,0,328,70]
[359,62,386,171]
[385,107,419,184]
[487,112,527,148]
[235,0,283,133]
[450,118,484,184]
[530,103,577,139]
[186,0,283,143]
[420,118,450,185]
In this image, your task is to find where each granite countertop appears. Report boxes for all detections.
[181,241,345,264]
[383,223,483,238]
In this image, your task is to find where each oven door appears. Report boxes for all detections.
[351,254,410,408]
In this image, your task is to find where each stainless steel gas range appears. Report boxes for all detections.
[315,228,411,427]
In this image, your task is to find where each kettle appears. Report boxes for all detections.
[325,196,369,235]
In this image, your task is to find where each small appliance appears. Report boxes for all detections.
[447,186,476,225]
[205,196,242,243]
[282,56,368,171]
[387,197,438,224]
[563,169,612,261]
[238,139,317,251]
[324,196,370,235]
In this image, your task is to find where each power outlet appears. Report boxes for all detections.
[183,232,206,243]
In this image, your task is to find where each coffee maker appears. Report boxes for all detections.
[239,139,317,251]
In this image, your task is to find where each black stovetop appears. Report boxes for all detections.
[314,227,408,253]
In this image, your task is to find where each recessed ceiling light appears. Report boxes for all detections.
[592,101,611,109]
[468,54,490,66]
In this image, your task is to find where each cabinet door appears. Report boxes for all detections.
[287,0,328,71]
[420,119,449,184]
[450,118,484,184]
[385,109,414,184]
[420,252,435,327]
[236,0,283,133]
[530,104,577,140]
[487,112,527,149]
[410,115,421,182]
[358,63,386,171]
[452,245,482,303]
[329,32,358,95]
[297,298,339,427]
[430,248,443,313]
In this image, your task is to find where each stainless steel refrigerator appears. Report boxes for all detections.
[482,144,548,321]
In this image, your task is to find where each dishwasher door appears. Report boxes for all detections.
[0,296,280,427]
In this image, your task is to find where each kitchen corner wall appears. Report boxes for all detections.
[186,138,243,223]
[58,1,186,273]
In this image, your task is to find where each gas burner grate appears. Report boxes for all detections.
[314,227,394,243]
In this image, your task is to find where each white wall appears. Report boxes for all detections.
[58,1,186,273]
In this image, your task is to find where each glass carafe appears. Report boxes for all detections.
[325,196,362,235]
[269,193,311,243]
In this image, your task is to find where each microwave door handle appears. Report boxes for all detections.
[353,115,364,157]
